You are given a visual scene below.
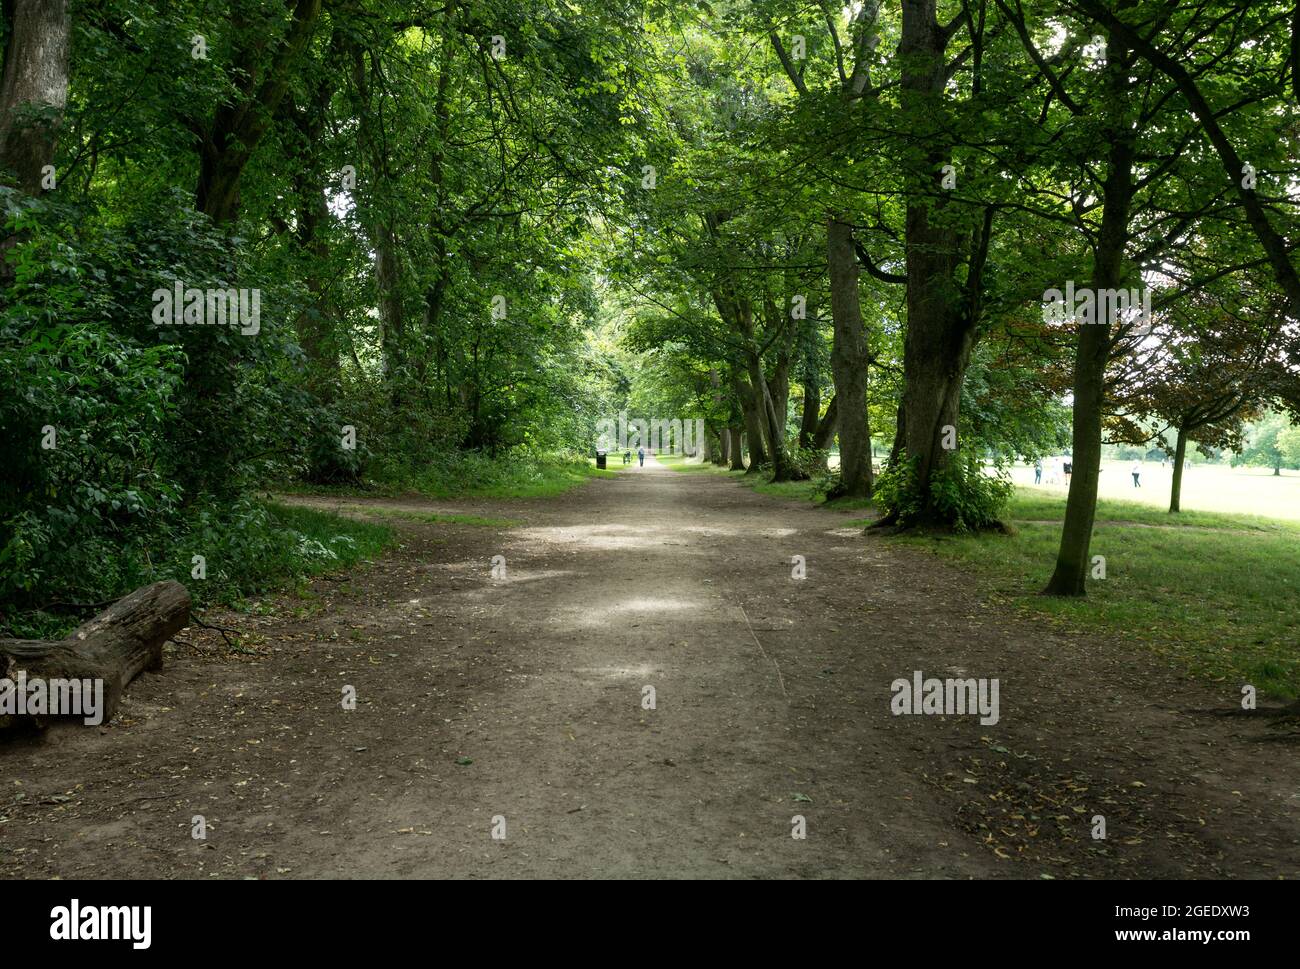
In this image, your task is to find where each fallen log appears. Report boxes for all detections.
[0,580,190,728]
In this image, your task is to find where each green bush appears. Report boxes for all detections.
[874,454,1013,532]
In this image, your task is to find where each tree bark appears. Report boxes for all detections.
[728,427,746,470]
[1044,35,1134,597]
[798,382,821,450]
[0,0,70,194]
[734,297,792,481]
[826,217,873,498]
[1169,424,1188,513]
[281,51,342,391]
[751,350,794,481]
[419,3,456,401]
[0,581,191,727]
[735,374,768,471]
[194,0,323,224]
[350,39,406,389]
[814,395,838,451]
[710,425,728,465]
[887,0,983,523]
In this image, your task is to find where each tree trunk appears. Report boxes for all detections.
[0,581,191,727]
[887,0,980,523]
[736,298,792,481]
[195,0,322,224]
[750,350,793,481]
[1044,37,1134,597]
[0,0,70,194]
[1169,424,1188,513]
[350,40,406,390]
[0,0,70,282]
[885,401,906,469]
[293,180,336,385]
[798,382,821,450]
[826,217,873,497]
[284,58,340,392]
[728,427,746,470]
[765,294,795,456]
[711,425,728,465]
[813,395,838,448]
[735,375,768,471]
[1044,316,1111,596]
[419,5,456,400]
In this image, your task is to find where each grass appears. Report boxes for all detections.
[655,453,728,474]
[242,504,394,604]
[887,488,1300,699]
[1010,460,1300,522]
[262,502,394,570]
[282,451,616,501]
[336,504,521,528]
[1001,492,1275,530]
[656,453,874,510]
[408,452,617,498]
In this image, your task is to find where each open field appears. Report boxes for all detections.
[1011,460,1300,521]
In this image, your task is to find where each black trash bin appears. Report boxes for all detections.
[595,450,607,469]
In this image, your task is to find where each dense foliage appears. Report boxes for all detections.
[3,0,1300,628]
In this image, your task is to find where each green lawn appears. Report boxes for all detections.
[873,489,1300,699]
[1009,460,1300,521]
[282,452,616,501]
[655,453,730,474]
[329,504,521,528]
[657,453,874,510]
[403,452,620,497]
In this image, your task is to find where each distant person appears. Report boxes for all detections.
[623,450,631,465]
[1063,460,1073,485]
[1131,461,1141,487]
[1034,458,1042,485]
[637,447,645,467]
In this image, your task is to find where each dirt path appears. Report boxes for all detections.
[3,457,1298,879]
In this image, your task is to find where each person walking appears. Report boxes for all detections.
[637,447,645,467]
[1034,458,1042,485]
[1131,461,1141,487]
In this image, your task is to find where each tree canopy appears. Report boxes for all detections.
[3,0,1300,623]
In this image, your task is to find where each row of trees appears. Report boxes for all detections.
[0,0,651,614]
[609,0,1300,595]
[3,0,1298,614]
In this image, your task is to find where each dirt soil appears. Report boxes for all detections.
[3,456,1298,879]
